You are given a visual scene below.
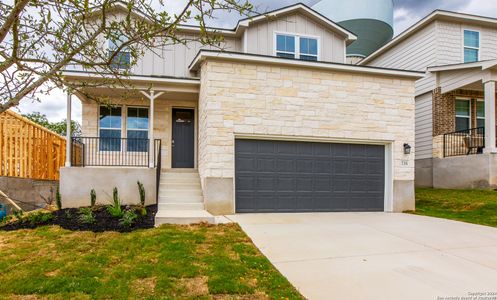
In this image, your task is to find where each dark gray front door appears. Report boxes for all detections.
[172,109,194,168]
[235,139,385,213]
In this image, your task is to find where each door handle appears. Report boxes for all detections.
[172,139,175,147]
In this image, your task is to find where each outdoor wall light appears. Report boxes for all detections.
[403,143,412,155]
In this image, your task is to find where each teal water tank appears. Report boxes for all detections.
[312,0,394,59]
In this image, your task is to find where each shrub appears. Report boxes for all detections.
[119,210,137,227]
[90,189,97,207]
[137,181,145,206]
[55,187,62,210]
[107,187,124,218]
[136,206,147,217]
[78,207,96,224]
[26,211,54,225]
[13,209,23,219]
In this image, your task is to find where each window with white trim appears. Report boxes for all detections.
[477,100,485,128]
[127,107,149,152]
[464,30,480,63]
[275,34,318,61]
[99,106,122,151]
[108,34,131,69]
[455,99,471,131]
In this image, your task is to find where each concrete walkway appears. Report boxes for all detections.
[228,213,497,300]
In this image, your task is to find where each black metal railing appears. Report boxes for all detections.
[71,137,161,167]
[155,139,162,205]
[443,127,485,157]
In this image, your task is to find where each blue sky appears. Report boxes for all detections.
[14,0,497,123]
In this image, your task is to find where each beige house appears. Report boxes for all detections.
[359,10,497,189]
[60,3,422,224]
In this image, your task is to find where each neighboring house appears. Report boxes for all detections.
[60,3,422,224]
[359,10,497,189]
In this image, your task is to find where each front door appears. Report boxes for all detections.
[172,108,195,168]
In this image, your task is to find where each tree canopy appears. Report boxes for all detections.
[23,111,81,136]
[0,0,254,113]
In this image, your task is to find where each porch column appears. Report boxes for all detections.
[65,91,72,167]
[140,90,164,168]
[484,80,497,153]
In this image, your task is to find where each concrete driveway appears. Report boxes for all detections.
[228,213,497,300]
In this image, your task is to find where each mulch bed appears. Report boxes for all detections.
[0,205,157,233]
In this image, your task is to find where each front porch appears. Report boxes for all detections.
[428,60,497,188]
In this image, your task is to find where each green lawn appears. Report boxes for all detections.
[412,188,497,228]
[0,224,302,299]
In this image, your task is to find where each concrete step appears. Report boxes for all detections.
[155,210,215,225]
[160,177,201,183]
[158,203,204,210]
[162,172,200,179]
[162,168,197,173]
[159,183,201,189]
[159,189,202,196]
[158,195,204,203]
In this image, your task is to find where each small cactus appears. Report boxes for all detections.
[90,189,96,207]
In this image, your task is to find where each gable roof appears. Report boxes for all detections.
[359,10,497,65]
[105,2,357,42]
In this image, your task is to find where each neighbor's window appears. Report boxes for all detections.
[276,34,296,59]
[455,99,471,131]
[464,30,480,63]
[108,34,131,69]
[299,37,318,61]
[477,100,485,128]
[127,107,149,152]
[99,106,122,151]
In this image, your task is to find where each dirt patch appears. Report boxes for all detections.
[131,277,157,295]
[0,205,157,233]
[178,276,209,297]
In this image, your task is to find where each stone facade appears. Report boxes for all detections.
[198,60,417,213]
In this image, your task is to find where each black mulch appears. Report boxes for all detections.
[0,205,157,233]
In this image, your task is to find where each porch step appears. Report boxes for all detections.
[156,169,212,225]
[158,203,205,210]
[155,210,215,226]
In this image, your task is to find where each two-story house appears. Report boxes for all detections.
[60,3,422,224]
[360,10,497,189]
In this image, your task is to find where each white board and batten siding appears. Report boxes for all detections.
[415,93,433,160]
[241,12,346,63]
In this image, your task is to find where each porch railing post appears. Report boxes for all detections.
[65,91,72,167]
[484,80,497,153]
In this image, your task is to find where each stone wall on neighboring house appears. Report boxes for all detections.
[0,177,58,213]
[198,59,417,214]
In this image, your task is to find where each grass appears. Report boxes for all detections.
[411,188,497,228]
[0,224,302,299]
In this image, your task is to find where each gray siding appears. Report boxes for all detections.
[415,93,433,160]
[244,12,346,63]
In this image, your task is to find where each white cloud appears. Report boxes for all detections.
[460,0,497,17]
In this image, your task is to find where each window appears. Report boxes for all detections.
[299,37,318,61]
[109,35,131,69]
[127,107,149,152]
[275,34,318,61]
[464,30,480,63]
[477,100,485,128]
[276,34,296,58]
[99,106,122,151]
[455,99,471,131]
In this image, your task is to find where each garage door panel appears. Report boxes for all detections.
[235,139,385,213]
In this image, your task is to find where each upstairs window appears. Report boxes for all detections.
[108,35,131,69]
[276,34,296,58]
[300,37,318,61]
[455,99,471,131]
[276,34,319,61]
[99,106,122,151]
[464,30,480,63]
[127,107,149,152]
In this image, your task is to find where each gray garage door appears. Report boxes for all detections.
[235,139,385,213]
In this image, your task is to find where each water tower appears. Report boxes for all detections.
[312,0,394,63]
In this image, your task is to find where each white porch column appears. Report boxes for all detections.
[484,80,497,153]
[140,90,164,168]
[65,91,72,167]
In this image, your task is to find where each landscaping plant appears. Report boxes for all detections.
[12,209,23,220]
[90,189,97,207]
[137,181,146,206]
[119,210,138,227]
[55,187,62,210]
[107,187,124,218]
[78,208,96,224]
[26,211,53,225]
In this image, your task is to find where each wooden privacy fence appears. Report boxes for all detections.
[0,110,67,180]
